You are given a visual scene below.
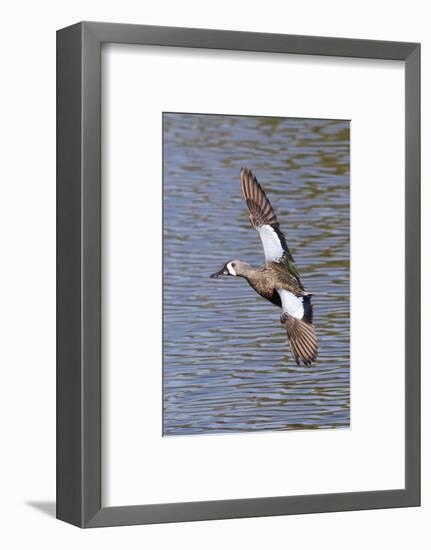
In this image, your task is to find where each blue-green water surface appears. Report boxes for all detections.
[163,113,350,436]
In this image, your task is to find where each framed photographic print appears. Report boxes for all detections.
[57,21,420,527]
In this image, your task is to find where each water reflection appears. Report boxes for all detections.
[163,113,350,435]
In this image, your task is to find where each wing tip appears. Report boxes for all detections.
[240,167,256,201]
[240,168,278,228]
[281,313,318,366]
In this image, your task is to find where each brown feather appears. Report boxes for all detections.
[240,168,278,228]
[281,312,318,366]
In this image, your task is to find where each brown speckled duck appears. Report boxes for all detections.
[210,168,317,365]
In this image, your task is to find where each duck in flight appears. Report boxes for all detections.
[210,168,317,365]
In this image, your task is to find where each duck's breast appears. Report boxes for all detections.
[245,275,282,308]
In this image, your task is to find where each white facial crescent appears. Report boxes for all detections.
[227,262,237,276]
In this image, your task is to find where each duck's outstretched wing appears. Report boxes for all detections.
[240,168,298,274]
[277,289,317,366]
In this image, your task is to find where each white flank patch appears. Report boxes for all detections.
[277,289,304,319]
[226,262,237,276]
[258,225,284,263]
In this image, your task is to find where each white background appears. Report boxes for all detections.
[103,45,405,505]
[0,1,429,549]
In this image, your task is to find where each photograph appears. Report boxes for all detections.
[163,112,350,436]
[0,3,422,541]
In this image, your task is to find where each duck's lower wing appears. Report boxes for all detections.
[277,289,317,365]
[281,313,317,365]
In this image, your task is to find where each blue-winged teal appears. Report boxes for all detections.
[211,168,317,365]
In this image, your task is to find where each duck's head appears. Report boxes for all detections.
[210,260,250,278]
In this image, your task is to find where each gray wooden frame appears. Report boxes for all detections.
[57,21,420,528]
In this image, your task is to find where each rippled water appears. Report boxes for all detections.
[163,113,350,436]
